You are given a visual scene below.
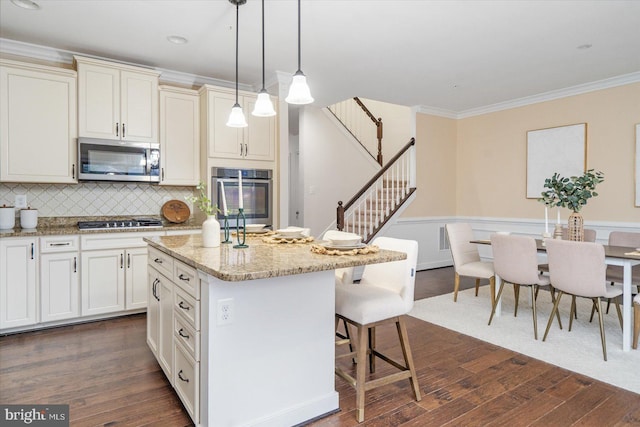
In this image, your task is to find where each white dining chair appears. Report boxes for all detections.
[543,239,623,361]
[445,223,495,304]
[489,234,561,339]
[334,237,421,423]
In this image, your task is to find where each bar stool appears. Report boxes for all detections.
[334,237,421,422]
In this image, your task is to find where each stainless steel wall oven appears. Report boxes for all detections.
[211,167,273,227]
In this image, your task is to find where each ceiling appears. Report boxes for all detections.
[1,0,640,114]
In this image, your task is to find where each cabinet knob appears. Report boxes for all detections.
[178,370,189,383]
[178,273,190,282]
[178,301,190,311]
[178,328,190,339]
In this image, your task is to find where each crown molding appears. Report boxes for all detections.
[416,71,640,120]
[0,37,254,92]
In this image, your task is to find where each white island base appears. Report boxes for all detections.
[199,269,338,427]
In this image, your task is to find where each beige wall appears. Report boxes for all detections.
[403,114,457,217]
[411,82,640,222]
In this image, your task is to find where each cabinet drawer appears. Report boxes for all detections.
[40,235,79,253]
[148,247,173,278]
[81,231,162,250]
[174,314,199,361]
[174,340,199,425]
[174,259,198,299]
[174,286,199,330]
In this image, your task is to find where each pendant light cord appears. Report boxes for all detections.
[297,0,301,72]
[235,1,239,104]
[261,0,266,90]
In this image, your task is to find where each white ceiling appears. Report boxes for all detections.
[1,0,640,114]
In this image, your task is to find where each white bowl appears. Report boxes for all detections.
[276,227,305,238]
[245,224,267,232]
[327,232,362,246]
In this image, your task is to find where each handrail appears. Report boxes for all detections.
[341,138,414,212]
[354,97,384,165]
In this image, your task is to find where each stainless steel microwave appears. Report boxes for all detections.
[78,137,160,182]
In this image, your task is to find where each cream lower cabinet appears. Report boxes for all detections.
[40,236,79,322]
[81,232,161,316]
[147,246,174,380]
[146,246,200,425]
[0,237,38,329]
[0,59,77,183]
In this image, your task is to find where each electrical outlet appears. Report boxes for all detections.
[15,195,27,209]
[217,298,234,325]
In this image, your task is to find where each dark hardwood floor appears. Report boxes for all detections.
[1,267,639,426]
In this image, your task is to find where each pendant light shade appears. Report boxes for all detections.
[227,0,248,128]
[252,0,276,117]
[286,0,313,105]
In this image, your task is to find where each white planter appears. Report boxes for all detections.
[202,215,221,248]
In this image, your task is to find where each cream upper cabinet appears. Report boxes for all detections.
[0,59,77,183]
[199,85,276,162]
[159,86,200,186]
[75,55,159,143]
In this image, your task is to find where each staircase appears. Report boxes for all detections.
[337,138,416,243]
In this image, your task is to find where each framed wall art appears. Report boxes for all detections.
[526,123,587,199]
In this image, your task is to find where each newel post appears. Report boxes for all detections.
[376,118,383,166]
[337,201,345,231]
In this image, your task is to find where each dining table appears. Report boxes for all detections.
[471,238,640,352]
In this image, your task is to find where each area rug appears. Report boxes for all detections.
[409,287,640,394]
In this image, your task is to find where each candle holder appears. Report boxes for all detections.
[234,208,248,248]
[553,223,563,240]
[222,215,232,244]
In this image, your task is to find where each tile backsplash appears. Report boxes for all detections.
[0,182,195,217]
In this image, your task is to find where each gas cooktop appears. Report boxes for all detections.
[77,218,163,230]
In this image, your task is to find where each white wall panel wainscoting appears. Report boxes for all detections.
[383,216,640,270]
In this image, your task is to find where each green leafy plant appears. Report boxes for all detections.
[538,169,604,213]
[185,182,219,216]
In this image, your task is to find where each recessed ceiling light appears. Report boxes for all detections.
[577,44,592,50]
[11,0,40,10]
[167,35,188,45]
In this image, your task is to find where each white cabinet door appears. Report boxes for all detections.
[208,90,242,159]
[159,86,200,186]
[0,59,77,183]
[40,252,79,322]
[203,88,276,162]
[120,71,158,143]
[81,249,125,316]
[125,247,148,310]
[158,274,174,379]
[76,56,159,143]
[0,237,37,329]
[147,268,161,356]
[244,95,276,161]
[77,62,120,140]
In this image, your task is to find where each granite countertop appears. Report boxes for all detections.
[144,234,407,282]
[0,216,202,238]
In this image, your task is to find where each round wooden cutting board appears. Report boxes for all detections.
[162,200,191,223]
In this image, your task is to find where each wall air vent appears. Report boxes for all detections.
[439,226,450,251]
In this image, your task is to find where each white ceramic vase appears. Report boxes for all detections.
[202,215,221,248]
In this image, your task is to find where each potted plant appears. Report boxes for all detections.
[538,169,604,241]
[185,182,221,248]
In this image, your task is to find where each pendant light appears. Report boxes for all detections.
[285,0,314,105]
[252,0,276,117]
[227,0,248,128]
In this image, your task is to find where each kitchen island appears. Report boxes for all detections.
[144,234,406,427]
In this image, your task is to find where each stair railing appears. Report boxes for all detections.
[328,97,384,165]
[337,138,415,242]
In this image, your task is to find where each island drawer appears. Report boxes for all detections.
[174,259,199,299]
[148,247,173,278]
[174,313,199,361]
[174,340,199,425]
[174,286,199,330]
